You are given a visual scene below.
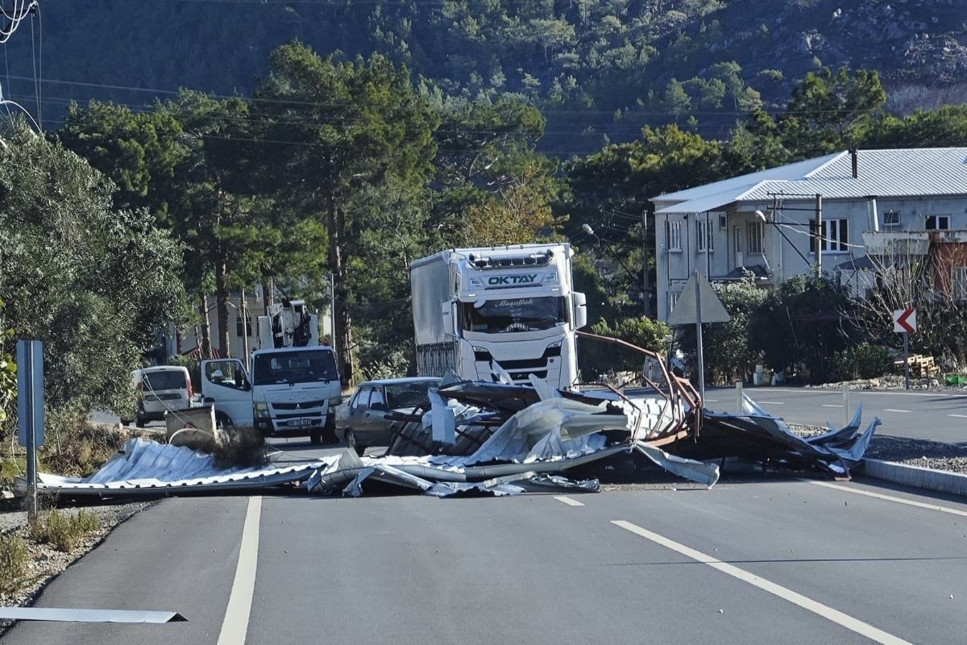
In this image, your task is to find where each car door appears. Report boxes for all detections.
[200,359,253,427]
[362,386,391,442]
[347,385,372,430]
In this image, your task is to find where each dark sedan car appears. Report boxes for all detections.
[334,377,442,455]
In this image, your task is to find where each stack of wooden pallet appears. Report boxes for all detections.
[894,354,938,378]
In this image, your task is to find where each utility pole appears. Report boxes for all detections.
[815,193,823,278]
[641,208,652,318]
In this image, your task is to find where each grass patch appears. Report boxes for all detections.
[28,509,102,552]
[0,533,28,593]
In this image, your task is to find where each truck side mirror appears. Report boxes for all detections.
[572,292,587,329]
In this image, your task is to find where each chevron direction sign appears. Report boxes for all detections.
[893,308,917,333]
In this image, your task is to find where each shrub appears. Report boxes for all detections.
[0,533,28,592]
[28,509,101,552]
[582,316,671,380]
[833,343,894,380]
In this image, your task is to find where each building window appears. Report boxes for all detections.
[666,220,682,251]
[236,314,253,338]
[926,215,950,230]
[668,291,680,312]
[955,267,967,302]
[883,210,900,228]
[746,221,764,254]
[810,218,849,253]
[718,214,727,231]
[696,219,714,252]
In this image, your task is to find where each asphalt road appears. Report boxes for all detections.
[705,386,967,444]
[5,477,967,644]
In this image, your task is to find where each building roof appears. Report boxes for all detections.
[651,148,967,215]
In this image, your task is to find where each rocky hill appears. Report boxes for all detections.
[3,0,964,152]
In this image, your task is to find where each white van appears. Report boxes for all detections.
[124,365,195,427]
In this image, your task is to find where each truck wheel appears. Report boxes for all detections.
[135,415,145,428]
[309,431,322,445]
[344,429,364,457]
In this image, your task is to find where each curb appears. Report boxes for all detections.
[860,459,967,497]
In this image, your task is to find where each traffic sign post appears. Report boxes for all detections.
[16,340,44,520]
[893,309,916,391]
[668,271,731,411]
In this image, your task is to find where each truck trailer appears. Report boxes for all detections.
[410,244,587,389]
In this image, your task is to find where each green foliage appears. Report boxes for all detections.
[39,417,128,479]
[28,509,101,553]
[748,276,852,383]
[833,343,893,381]
[0,533,28,592]
[679,280,769,385]
[0,122,185,420]
[582,316,670,380]
[0,298,15,435]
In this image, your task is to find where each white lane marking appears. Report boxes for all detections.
[821,404,842,408]
[810,481,967,518]
[612,520,912,645]
[554,496,584,507]
[765,387,967,399]
[950,414,967,419]
[884,408,910,413]
[757,401,785,405]
[704,399,719,403]
[218,496,262,645]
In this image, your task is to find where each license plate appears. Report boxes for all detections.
[290,419,313,427]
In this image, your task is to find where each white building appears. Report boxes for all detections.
[650,148,967,321]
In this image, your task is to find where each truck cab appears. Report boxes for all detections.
[199,298,341,444]
[201,347,341,444]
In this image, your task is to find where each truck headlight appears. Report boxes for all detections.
[254,402,269,418]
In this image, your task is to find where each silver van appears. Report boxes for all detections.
[124,365,195,427]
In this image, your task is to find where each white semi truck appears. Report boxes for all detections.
[410,244,587,389]
[200,299,342,444]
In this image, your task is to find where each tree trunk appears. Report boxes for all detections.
[216,256,231,358]
[199,294,212,359]
[265,276,275,308]
[327,193,353,388]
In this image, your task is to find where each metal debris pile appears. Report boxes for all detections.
[35,340,881,499]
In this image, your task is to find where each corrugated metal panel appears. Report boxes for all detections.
[37,438,338,495]
[653,148,967,213]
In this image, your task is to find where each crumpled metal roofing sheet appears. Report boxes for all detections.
[37,438,338,494]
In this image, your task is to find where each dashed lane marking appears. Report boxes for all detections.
[554,496,585,507]
[884,409,910,413]
[217,496,261,645]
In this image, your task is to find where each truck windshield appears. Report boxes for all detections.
[252,349,339,386]
[459,296,568,333]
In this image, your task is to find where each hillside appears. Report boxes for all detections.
[3,0,965,154]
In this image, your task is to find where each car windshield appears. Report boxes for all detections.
[385,381,438,409]
[459,296,568,333]
[142,371,187,391]
[253,349,339,386]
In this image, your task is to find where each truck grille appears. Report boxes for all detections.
[272,399,326,410]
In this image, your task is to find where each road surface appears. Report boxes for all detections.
[4,475,967,644]
[706,386,967,444]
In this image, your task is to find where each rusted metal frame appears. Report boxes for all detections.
[575,330,692,441]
